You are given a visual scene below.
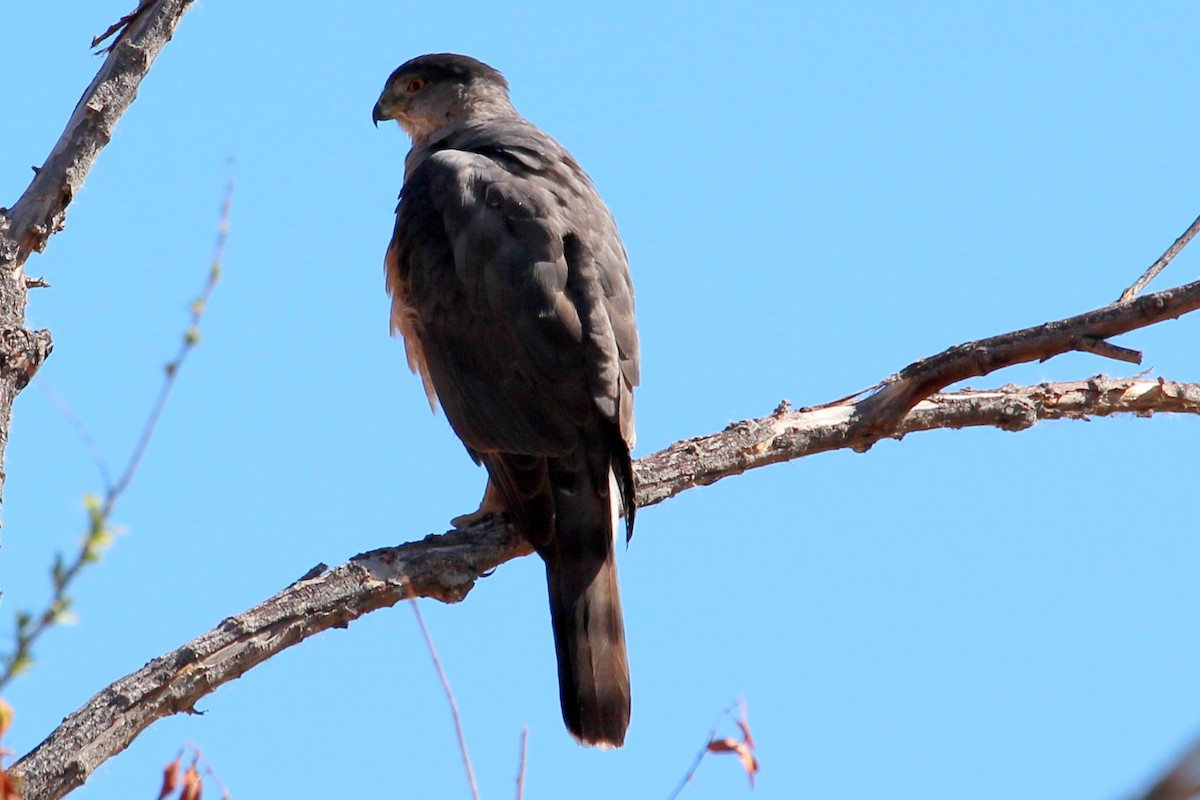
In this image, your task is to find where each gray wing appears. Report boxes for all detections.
[390,126,638,467]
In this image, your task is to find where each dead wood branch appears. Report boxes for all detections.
[2,0,195,267]
[11,375,1199,800]
[635,376,1200,506]
[1136,731,1200,800]
[0,0,196,514]
[1119,212,1200,304]
[849,278,1200,448]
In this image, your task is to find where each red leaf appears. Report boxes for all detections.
[0,768,18,800]
[180,764,202,800]
[157,755,181,800]
[707,737,760,788]
[736,717,756,751]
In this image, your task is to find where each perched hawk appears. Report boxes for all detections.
[373,54,639,748]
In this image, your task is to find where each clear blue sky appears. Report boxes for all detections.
[3,2,1200,798]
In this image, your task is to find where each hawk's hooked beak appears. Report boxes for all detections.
[371,100,386,128]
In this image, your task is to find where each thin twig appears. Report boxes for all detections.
[1118,212,1200,304]
[189,742,232,800]
[0,181,231,693]
[515,727,528,800]
[666,702,740,800]
[106,177,229,505]
[409,595,481,800]
[35,380,112,492]
[91,0,156,53]
[1075,334,1142,364]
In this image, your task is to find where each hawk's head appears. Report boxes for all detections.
[373,53,513,143]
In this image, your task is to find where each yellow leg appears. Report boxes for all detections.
[450,478,506,528]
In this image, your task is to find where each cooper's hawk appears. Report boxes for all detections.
[373,54,639,748]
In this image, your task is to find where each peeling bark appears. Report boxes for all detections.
[11,375,1199,800]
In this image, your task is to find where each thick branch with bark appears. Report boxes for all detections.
[846,210,1200,449]
[849,279,1200,446]
[1,0,193,267]
[0,0,195,516]
[635,375,1200,506]
[1139,731,1200,800]
[11,374,1200,800]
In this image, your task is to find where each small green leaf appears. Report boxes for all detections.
[83,532,112,562]
[50,597,77,626]
[9,653,34,677]
[84,493,105,533]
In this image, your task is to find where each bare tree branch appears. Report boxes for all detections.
[409,596,481,800]
[0,0,196,516]
[1137,732,1200,800]
[11,518,528,800]
[91,0,157,53]
[515,727,529,800]
[2,0,195,267]
[1118,212,1200,304]
[636,375,1200,507]
[849,276,1200,447]
[11,374,1200,800]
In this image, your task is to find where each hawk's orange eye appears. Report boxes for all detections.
[405,78,426,92]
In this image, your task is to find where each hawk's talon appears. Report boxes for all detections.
[450,507,499,529]
[450,479,506,529]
